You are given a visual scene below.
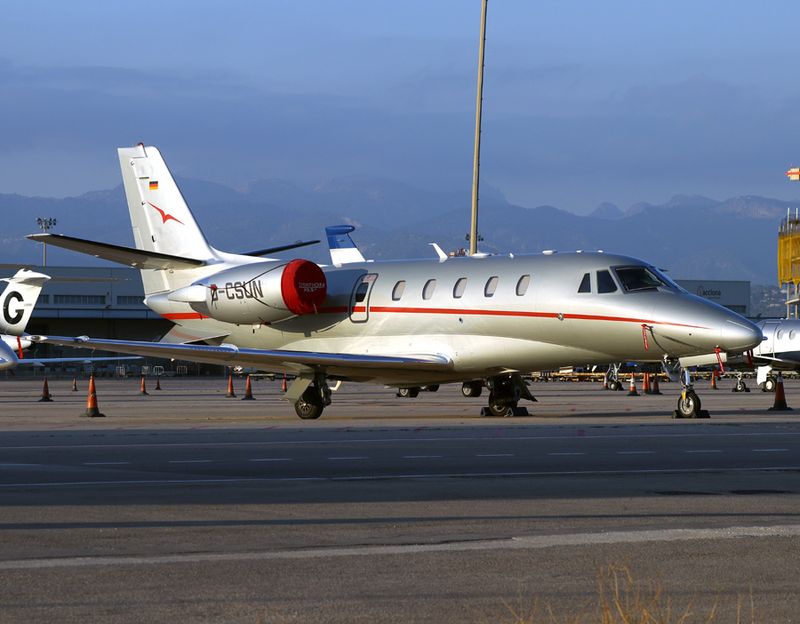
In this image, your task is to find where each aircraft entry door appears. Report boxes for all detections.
[349,273,378,323]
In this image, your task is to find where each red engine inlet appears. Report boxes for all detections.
[280,259,327,315]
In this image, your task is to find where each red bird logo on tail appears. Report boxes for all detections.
[148,202,184,225]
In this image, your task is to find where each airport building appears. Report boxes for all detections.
[675,279,750,317]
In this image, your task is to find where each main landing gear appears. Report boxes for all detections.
[292,375,332,419]
[604,364,624,391]
[673,368,709,419]
[480,373,536,417]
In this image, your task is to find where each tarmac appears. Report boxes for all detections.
[0,376,799,622]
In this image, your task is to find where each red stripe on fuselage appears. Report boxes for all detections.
[163,306,708,330]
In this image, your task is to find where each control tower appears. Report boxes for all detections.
[779,167,800,317]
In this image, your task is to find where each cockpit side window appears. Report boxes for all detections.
[577,273,591,293]
[597,270,617,294]
[613,266,667,293]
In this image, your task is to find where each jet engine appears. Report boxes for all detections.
[169,259,327,324]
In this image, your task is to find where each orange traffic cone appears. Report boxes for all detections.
[139,374,149,396]
[768,373,792,411]
[651,374,662,395]
[642,373,651,395]
[710,370,718,390]
[242,374,255,400]
[154,375,162,391]
[281,374,288,393]
[225,373,236,398]
[38,377,53,402]
[603,375,609,390]
[627,374,639,396]
[83,374,105,418]
[71,377,78,392]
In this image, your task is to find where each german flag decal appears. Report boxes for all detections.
[149,180,159,190]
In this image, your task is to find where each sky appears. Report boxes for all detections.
[1,0,799,213]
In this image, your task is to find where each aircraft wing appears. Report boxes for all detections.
[26,233,205,270]
[29,335,453,377]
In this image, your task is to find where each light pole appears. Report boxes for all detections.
[469,0,488,256]
[36,217,57,267]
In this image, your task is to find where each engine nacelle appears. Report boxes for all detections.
[176,259,327,325]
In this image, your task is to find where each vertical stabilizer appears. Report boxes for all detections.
[0,269,50,335]
[118,145,217,295]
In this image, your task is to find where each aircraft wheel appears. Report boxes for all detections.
[397,387,420,398]
[295,391,324,420]
[461,381,483,398]
[609,380,622,392]
[734,379,748,393]
[763,377,776,393]
[676,390,701,418]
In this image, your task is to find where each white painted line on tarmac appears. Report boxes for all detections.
[2,524,799,570]
[752,449,789,453]
[248,458,293,462]
[167,460,212,464]
[1,465,798,489]
[616,451,655,455]
[83,462,131,466]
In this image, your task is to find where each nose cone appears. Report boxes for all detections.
[719,317,762,353]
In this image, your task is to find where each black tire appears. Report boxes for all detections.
[676,390,701,418]
[294,393,324,420]
[764,377,776,393]
[397,387,420,398]
[485,401,511,417]
[736,380,748,392]
[461,381,483,398]
[609,380,622,392]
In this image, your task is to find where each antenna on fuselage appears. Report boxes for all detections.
[468,0,488,256]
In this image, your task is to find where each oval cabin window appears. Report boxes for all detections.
[484,276,499,297]
[392,280,406,301]
[422,279,437,300]
[453,278,467,299]
[516,274,530,296]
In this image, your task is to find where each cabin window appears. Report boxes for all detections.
[484,276,499,297]
[791,330,796,340]
[354,281,369,303]
[392,280,406,301]
[578,273,591,293]
[453,277,467,299]
[777,330,784,340]
[597,270,617,294]
[422,279,437,300]
[516,274,530,296]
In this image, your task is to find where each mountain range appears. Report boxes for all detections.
[1,177,796,286]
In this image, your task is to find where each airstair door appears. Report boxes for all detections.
[349,273,378,323]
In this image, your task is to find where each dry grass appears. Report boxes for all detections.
[494,565,756,624]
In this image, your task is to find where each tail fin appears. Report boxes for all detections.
[118,144,217,295]
[0,269,50,335]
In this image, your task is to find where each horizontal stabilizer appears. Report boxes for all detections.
[326,225,366,266]
[27,233,206,270]
[30,335,453,376]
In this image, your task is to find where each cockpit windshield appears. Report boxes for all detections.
[613,266,676,293]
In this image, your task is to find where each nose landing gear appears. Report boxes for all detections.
[673,369,710,419]
[480,373,535,417]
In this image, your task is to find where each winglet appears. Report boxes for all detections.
[429,243,448,262]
